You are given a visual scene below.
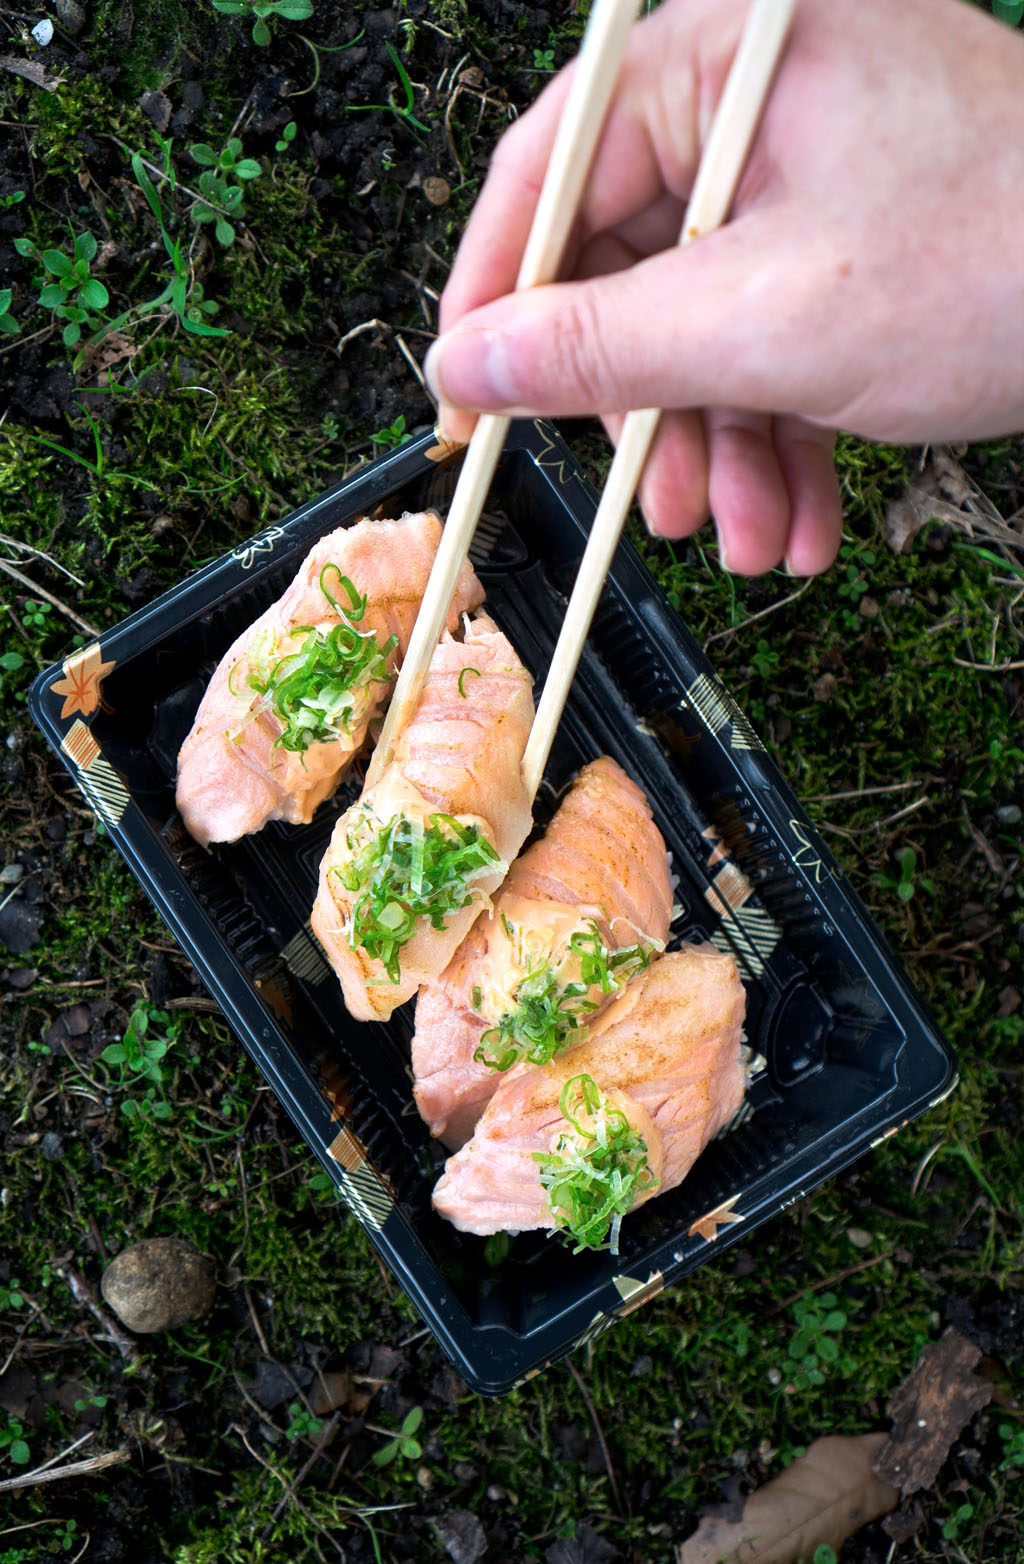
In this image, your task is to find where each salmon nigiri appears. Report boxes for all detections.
[311,612,534,1022]
[413,757,674,1149]
[432,944,746,1251]
[176,512,484,846]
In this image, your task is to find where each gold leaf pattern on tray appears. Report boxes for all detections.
[59,719,129,829]
[327,1126,394,1231]
[425,428,466,463]
[281,922,332,985]
[689,1197,744,1243]
[50,642,116,719]
[686,671,765,751]
[612,1270,665,1315]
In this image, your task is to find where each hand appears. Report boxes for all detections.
[425,0,1024,575]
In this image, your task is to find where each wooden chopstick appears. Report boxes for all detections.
[522,0,798,802]
[365,0,642,790]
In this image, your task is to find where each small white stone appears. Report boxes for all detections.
[31,17,54,44]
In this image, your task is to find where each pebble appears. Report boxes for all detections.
[995,804,1021,826]
[54,0,87,34]
[40,1131,64,1162]
[846,1226,873,1250]
[30,17,53,44]
[0,864,23,884]
[422,176,451,207]
[100,1237,216,1333]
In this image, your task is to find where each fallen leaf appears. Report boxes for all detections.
[884,484,936,556]
[0,53,66,91]
[677,1433,898,1564]
[435,1509,487,1564]
[311,1369,353,1417]
[872,1328,993,1496]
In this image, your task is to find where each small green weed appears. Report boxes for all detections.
[0,1278,25,1310]
[941,1499,976,1542]
[834,547,876,633]
[74,1392,109,1412]
[780,1290,853,1392]
[993,0,1024,23]
[999,1420,1024,1472]
[107,146,229,341]
[275,120,298,154]
[0,189,25,211]
[20,598,53,634]
[0,1415,30,1466]
[0,650,25,698]
[369,413,410,449]
[284,1401,324,1442]
[210,0,313,48]
[100,1002,181,1120]
[368,1405,423,1467]
[878,845,935,904]
[750,637,781,679]
[348,42,432,135]
[532,47,555,71]
[14,228,110,347]
[0,287,18,336]
[189,138,262,246]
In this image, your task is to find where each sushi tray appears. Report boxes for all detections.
[30,419,957,1395]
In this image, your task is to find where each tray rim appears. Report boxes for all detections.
[28,418,958,1395]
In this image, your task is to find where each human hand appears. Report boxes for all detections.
[425,0,1024,575]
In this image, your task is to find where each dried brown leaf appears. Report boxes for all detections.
[678,1433,898,1564]
[310,1369,353,1416]
[0,54,65,91]
[873,1328,993,1496]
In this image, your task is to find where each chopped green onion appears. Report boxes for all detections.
[318,562,367,621]
[474,919,656,1072]
[533,1073,656,1254]
[457,666,481,697]
[244,603,397,754]
[334,807,502,984]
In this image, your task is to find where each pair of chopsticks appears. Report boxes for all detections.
[368,0,797,798]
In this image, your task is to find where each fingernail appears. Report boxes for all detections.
[714,522,731,574]
[423,329,519,412]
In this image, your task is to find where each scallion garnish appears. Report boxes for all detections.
[534,1073,656,1253]
[457,666,481,698]
[318,563,367,621]
[474,920,656,1073]
[234,562,396,754]
[335,807,503,984]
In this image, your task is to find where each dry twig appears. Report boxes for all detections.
[0,557,101,639]
[566,1358,625,1517]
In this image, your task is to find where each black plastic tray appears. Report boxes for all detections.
[30,420,957,1395]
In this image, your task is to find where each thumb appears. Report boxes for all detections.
[425,221,825,424]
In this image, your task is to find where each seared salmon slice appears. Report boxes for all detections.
[432,944,746,1248]
[311,612,534,1022]
[176,511,484,846]
[413,757,673,1148]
